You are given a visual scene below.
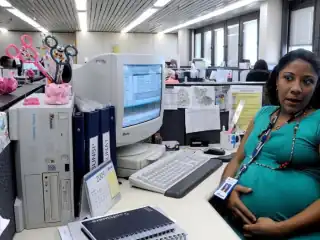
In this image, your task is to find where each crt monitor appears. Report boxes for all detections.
[22,62,40,76]
[72,53,164,148]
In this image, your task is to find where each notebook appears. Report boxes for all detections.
[80,206,176,240]
[68,218,188,240]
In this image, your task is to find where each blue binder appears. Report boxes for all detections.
[84,110,100,172]
[99,106,117,171]
[72,109,85,217]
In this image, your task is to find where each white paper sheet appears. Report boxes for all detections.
[0,215,10,237]
[58,226,73,240]
[164,88,178,110]
[185,106,221,133]
[190,86,215,108]
[175,86,192,108]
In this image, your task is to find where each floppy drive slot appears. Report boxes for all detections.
[43,173,60,223]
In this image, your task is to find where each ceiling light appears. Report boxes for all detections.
[121,8,158,33]
[0,28,8,33]
[0,0,12,8]
[7,8,49,33]
[78,12,87,31]
[37,27,48,34]
[160,0,259,33]
[154,0,171,7]
[75,0,87,11]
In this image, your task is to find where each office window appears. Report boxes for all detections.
[227,24,239,67]
[243,19,258,66]
[204,31,212,65]
[214,28,224,67]
[289,7,314,51]
[195,33,202,58]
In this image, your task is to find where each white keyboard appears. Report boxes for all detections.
[129,149,222,198]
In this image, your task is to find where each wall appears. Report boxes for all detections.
[259,0,283,64]
[76,32,178,64]
[0,31,76,56]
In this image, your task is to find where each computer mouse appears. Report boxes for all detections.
[203,148,226,156]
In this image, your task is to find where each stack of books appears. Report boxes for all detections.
[68,206,187,240]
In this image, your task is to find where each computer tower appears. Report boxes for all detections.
[9,93,74,230]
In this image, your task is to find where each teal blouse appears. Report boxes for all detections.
[236,106,320,239]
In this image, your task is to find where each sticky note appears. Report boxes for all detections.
[106,170,119,198]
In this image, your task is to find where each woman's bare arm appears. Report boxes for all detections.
[220,120,254,183]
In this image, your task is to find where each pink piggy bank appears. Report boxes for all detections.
[45,83,71,105]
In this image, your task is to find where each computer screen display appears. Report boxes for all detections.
[23,63,38,71]
[123,64,162,128]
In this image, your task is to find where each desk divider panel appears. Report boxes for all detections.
[160,82,266,145]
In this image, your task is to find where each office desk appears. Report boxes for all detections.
[0,83,44,111]
[13,163,239,240]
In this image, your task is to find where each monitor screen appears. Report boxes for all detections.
[23,63,38,71]
[123,64,162,128]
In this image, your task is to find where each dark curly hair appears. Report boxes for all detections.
[254,59,268,71]
[266,49,320,109]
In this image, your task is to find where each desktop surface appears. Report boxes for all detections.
[13,163,239,240]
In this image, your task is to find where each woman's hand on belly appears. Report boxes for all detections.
[243,217,283,238]
[227,185,257,224]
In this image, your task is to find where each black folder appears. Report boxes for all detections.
[72,110,85,217]
[99,106,117,171]
[84,110,100,172]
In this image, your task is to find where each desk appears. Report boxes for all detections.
[13,163,239,240]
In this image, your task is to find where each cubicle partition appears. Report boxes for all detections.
[0,84,44,240]
[160,82,267,146]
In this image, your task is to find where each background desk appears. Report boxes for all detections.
[160,82,267,145]
[0,83,44,240]
[13,163,240,240]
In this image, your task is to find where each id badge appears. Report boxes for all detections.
[214,177,238,200]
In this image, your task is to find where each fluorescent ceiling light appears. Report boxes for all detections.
[37,27,48,34]
[0,0,12,7]
[160,0,259,33]
[75,0,87,11]
[121,8,158,33]
[0,27,8,33]
[154,0,171,7]
[7,8,49,33]
[78,12,87,31]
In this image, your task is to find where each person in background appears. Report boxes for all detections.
[253,59,269,71]
[246,59,270,82]
[220,49,320,239]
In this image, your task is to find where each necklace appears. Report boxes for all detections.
[274,111,308,130]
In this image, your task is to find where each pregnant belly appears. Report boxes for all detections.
[238,164,320,221]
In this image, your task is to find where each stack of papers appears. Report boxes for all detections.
[0,215,10,237]
[59,206,188,240]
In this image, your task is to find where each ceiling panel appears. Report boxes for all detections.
[7,0,79,31]
[0,0,261,32]
[0,7,34,31]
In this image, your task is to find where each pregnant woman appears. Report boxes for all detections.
[220,49,320,239]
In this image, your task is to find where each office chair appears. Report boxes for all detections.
[246,70,270,82]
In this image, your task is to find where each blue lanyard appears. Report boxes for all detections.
[235,108,304,179]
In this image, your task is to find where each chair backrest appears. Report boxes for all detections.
[246,70,270,82]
